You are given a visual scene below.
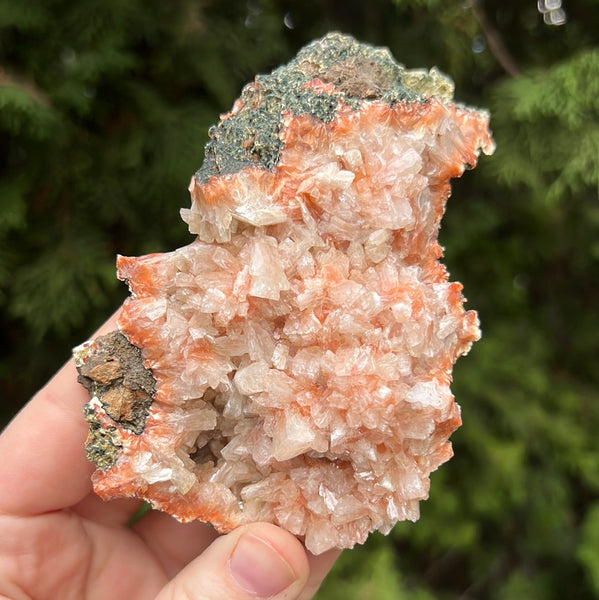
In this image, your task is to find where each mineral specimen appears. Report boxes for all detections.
[74,32,494,555]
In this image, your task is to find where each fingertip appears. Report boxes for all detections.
[301,548,341,600]
[156,523,310,600]
[229,523,310,598]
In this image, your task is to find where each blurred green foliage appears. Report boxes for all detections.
[1,0,598,598]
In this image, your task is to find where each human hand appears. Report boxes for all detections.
[0,313,339,600]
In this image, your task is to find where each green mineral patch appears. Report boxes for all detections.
[196,32,454,182]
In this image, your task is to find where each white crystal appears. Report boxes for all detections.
[233,361,270,395]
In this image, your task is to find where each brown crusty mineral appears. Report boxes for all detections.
[74,32,494,554]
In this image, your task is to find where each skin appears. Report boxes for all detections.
[0,313,339,600]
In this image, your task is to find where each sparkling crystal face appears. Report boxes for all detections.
[76,33,494,555]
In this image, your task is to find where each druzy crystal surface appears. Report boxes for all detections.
[74,33,494,554]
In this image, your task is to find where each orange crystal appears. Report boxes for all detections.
[74,33,494,554]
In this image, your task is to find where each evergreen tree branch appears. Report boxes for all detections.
[468,0,521,77]
[0,67,49,106]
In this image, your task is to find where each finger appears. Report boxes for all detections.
[71,494,145,527]
[155,522,310,600]
[135,511,339,591]
[0,311,120,516]
[132,510,219,577]
[301,549,341,600]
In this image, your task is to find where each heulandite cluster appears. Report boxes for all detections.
[74,33,494,555]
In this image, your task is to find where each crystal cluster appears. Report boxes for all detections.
[74,33,494,554]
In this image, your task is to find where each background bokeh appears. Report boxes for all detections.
[1,1,598,598]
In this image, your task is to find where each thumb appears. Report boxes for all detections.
[155,522,310,600]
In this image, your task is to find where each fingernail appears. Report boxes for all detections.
[230,533,297,597]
